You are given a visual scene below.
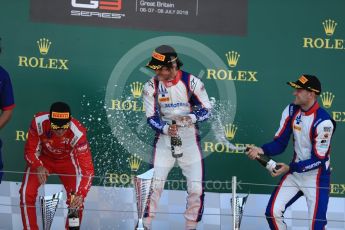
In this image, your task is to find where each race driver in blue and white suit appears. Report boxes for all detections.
[247,75,336,230]
[142,45,212,230]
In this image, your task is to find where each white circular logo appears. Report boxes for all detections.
[105,36,237,164]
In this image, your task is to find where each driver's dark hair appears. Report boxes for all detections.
[164,58,183,70]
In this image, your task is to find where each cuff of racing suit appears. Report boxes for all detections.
[162,124,169,135]
[289,162,299,173]
[188,114,197,124]
[29,160,43,171]
[261,145,268,155]
[76,190,87,199]
[261,145,273,157]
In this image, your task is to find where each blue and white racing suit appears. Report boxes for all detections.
[262,102,335,230]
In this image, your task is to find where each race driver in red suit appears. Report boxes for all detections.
[19,102,94,230]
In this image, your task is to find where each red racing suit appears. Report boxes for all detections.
[19,112,94,230]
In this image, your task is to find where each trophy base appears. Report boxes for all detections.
[136,218,146,230]
[136,226,146,230]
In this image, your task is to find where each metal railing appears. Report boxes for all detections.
[0,170,344,229]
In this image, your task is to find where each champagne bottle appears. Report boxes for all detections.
[257,154,281,173]
[246,148,281,173]
[171,120,183,158]
[68,192,80,230]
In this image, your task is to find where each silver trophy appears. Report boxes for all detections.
[40,191,63,230]
[231,194,249,230]
[134,168,154,230]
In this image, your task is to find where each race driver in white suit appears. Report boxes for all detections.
[142,45,212,230]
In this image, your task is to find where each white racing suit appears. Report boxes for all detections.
[262,102,336,230]
[142,70,211,230]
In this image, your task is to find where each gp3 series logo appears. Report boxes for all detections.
[71,0,125,19]
[72,0,122,11]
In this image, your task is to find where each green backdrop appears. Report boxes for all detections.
[1,0,344,196]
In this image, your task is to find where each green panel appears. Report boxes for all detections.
[0,0,344,197]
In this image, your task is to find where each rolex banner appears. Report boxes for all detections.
[0,0,344,199]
